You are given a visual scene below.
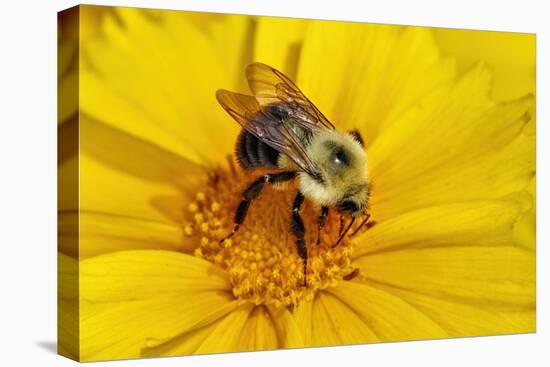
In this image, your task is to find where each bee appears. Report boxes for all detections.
[216,63,372,285]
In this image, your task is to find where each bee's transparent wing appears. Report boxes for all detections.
[246,62,335,131]
[216,89,320,178]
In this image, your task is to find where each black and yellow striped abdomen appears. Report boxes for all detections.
[235,130,280,169]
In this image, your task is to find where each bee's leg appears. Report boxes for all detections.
[291,192,308,286]
[350,214,376,237]
[316,206,329,245]
[332,216,355,248]
[350,213,371,237]
[339,215,345,235]
[220,171,296,244]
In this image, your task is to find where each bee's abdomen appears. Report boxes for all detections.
[236,130,280,169]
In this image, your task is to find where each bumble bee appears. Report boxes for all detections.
[216,63,372,285]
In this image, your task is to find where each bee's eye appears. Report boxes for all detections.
[333,148,349,166]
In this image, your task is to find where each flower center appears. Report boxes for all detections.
[184,159,356,309]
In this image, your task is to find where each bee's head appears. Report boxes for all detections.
[304,130,370,214]
[333,175,370,216]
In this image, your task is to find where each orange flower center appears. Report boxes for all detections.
[183,159,357,309]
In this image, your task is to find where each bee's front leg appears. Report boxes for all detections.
[291,192,308,287]
[220,171,296,245]
[316,206,329,245]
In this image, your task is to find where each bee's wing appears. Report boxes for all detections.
[216,89,320,178]
[246,62,335,131]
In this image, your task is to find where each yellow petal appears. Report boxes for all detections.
[58,212,77,259]
[147,10,253,92]
[59,253,79,300]
[79,5,111,39]
[58,116,78,165]
[59,211,195,259]
[58,299,79,360]
[267,305,304,348]
[370,64,519,171]
[374,134,534,220]
[354,199,522,258]
[58,8,78,125]
[189,13,253,92]
[58,152,78,213]
[78,117,205,223]
[81,115,205,192]
[58,253,79,360]
[293,295,314,344]
[58,65,78,124]
[141,318,221,358]
[327,281,448,341]
[80,250,237,360]
[253,17,307,80]
[298,22,455,141]
[366,281,534,337]
[354,246,535,307]
[194,303,255,354]
[79,152,181,223]
[434,28,535,101]
[144,306,314,357]
[239,306,280,351]
[79,115,207,229]
[80,8,246,164]
[158,304,303,355]
[58,5,109,125]
[81,250,230,300]
[298,291,379,346]
[514,209,536,251]
[57,17,76,79]
[369,64,534,219]
[514,177,536,250]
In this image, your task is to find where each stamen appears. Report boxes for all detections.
[182,160,358,308]
[343,268,360,281]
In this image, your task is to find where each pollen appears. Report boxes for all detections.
[182,159,357,309]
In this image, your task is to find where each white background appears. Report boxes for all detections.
[0,0,547,366]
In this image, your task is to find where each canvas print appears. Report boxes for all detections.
[58,5,536,362]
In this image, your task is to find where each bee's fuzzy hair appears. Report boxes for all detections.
[297,130,369,208]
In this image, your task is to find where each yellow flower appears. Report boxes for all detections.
[58,6,535,361]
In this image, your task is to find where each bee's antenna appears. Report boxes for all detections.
[350,213,371,237]
[332,216,355,248]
